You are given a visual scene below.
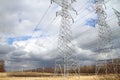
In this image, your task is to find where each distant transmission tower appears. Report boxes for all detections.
[113,8,120,26]
[94,0,116,75]
[51,0,80,80]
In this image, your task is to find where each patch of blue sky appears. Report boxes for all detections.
[7,36,31,45]
[85,18,97,27]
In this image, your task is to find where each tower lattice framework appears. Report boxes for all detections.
[94,0,116,75]
[51,0,80,80]
[113,8,120,26]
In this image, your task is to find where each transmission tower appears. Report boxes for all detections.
[113,8,120,26]
[94,0,116,75]
[51,0,80,80]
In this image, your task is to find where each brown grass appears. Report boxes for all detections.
[94,74,120,80]
[0,72,120,80]
[0,72,95,80]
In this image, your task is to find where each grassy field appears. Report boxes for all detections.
[0,72,119,80]
[0,72,96,80]
[0,76,95,80]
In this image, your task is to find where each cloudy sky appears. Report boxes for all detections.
[0,0,120,71]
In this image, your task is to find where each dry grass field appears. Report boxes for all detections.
[0,72,120,80]
[0,72,95,80]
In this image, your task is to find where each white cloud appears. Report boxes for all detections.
[0,0,120,71]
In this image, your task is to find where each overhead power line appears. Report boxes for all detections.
[24,4,52,48]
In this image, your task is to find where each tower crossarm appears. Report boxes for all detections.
[51,0,77,15]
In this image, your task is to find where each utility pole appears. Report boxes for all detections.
[94,0,116,75]
[51,0,80,80]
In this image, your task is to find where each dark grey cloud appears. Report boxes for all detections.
[0,44,16,60]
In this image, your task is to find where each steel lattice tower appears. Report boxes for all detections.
[113,8,120,26]
[51,0,80,80]
[94,0,116,75]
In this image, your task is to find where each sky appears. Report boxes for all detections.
[0,0,120,71]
